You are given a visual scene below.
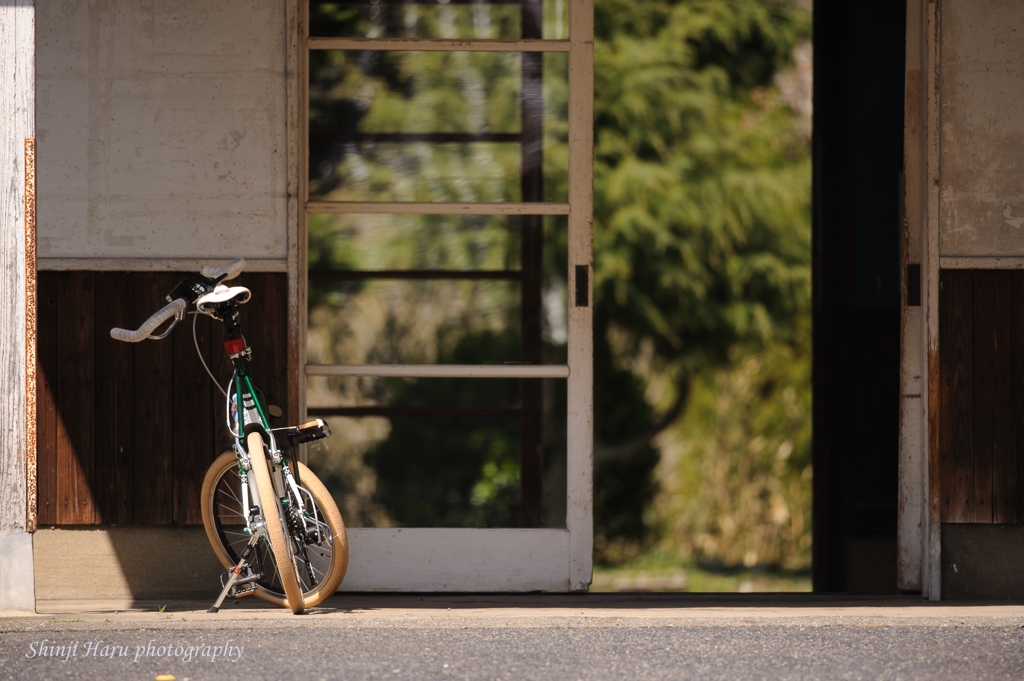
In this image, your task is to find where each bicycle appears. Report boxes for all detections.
[110,258,348,614]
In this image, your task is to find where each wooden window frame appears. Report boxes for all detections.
[295,0,593,591]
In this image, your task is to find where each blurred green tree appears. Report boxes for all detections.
[590,0,812,566]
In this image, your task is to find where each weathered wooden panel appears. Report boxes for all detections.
[172,295,213,526]
[941,269,1024,524]
[36,273,57,526]
[133,272,175,525]
[939,270,974,522]
[988,271,1014,523]
[55,272,97,524]
[207,300,237,456]
[1011,272,1024,524]
[243,273,291,426]
[36,271,288,526]
[94,272,135,524]
[970,271,995,522]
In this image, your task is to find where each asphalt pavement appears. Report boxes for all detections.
[2,594,1024,680]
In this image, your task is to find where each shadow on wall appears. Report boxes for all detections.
[34,527,223,601]
[34,271,289,600]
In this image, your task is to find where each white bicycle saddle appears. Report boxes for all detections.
[196,285,251,314]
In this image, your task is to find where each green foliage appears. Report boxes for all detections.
[594,0,810,372]
[590,0,812,565]
[364,330,524,528]
[656,332,812,570]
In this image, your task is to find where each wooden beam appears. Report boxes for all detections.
[287,0,303,433]
[566,0,594,593]
[924,0,943,601]
[306,201,570,216]
[941,257,1024,270]
[308,38,570,52]
[37,258,288,272]
[299,0,311,434]
[306,364,570,379]
[898,0,927,593]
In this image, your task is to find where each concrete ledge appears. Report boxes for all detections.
[0,532,36,613]
[21,593,1024,623]
[34,527,223,601]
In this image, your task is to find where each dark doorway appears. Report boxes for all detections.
[812,0,906,592]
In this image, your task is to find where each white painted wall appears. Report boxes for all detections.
[35,0,288,260]
[939,0,1024,257]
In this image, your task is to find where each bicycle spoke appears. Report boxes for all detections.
[217,501,244,515]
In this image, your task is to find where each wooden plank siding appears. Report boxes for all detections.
[56,272,97,524]
[35,271,289,526]
[940,269,1024,523]
[36,273,58,525]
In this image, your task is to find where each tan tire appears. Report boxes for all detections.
[247,431,305,614]
[289,461,348,608]
[201,450,349,610]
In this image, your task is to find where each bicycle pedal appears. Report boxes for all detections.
[229,583,256,599]
[220,565,259,589]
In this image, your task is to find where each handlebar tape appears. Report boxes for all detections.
[200,258,246,282]
[110,298,187,343]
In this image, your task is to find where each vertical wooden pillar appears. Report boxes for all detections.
[287,0,304,432]
[0,0,35,613]
[567,0,594,591]
[520,0,545,528]
[899,0,927,593]
[899,0,942,600]
[922,0,942,601]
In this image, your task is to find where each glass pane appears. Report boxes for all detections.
[307,214,568,365]
[308,51,568,202]
[307,375,522,409]
[309,212,521,271]
[305,379,567,528]
[308,278,521,363]
[310,1,568,41]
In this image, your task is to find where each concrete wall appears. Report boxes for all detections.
[939,0,1024,257]
[34,528,223,602]
[34,527,573,601]
[35,0,288,261]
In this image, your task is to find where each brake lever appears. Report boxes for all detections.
[166,271,229,305]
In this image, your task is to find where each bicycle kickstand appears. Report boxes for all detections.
[207,533,261,614]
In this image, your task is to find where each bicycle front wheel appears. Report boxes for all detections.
[201,449,349,610]
[243,432,305,612]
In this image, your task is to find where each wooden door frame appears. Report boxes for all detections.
[295,0,594,591]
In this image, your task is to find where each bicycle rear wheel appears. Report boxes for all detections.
[201,449,349,610]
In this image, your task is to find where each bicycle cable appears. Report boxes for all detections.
[192,312,228,399]
[224,375,241,439]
